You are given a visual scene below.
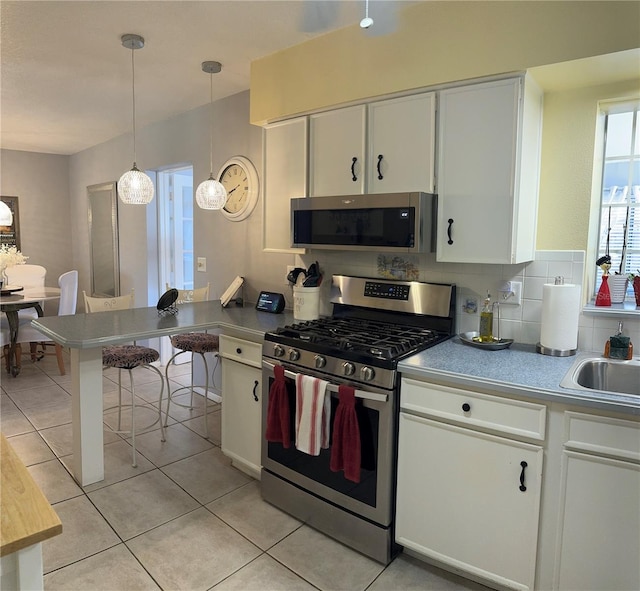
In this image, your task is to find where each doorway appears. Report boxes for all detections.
[157,165,193,363]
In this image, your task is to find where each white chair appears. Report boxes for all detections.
[1,264,47,371]
[164,283,219,438]
[83,289,166,467]
[10,270,78,375]
[3,264,46,322]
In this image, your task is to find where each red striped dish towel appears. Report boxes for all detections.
[295,373,330,455]
[330,385,361,483]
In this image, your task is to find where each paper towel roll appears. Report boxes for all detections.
[540,283,581,352]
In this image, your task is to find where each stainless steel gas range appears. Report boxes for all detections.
[261,275,456,564]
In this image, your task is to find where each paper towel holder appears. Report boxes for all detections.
[536,342,577,357]
[536,275,578,357]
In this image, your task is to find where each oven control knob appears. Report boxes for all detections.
[288,349,300,361]
[314,355,327,369]
[273,345,285,358]
[361,366,375,381]
[342,362,356,376]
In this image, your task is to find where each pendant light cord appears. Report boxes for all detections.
[131,46,137,165]
[209,72,214,175]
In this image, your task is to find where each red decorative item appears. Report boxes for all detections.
[595,274,611,306]
[633,276,640,307]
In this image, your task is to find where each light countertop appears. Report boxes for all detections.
[32,300,295,348]
[399,337,640,416]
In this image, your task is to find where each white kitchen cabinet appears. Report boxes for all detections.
[309,93,436,196]
[436,75,542,264]
[220,335,262,478]
[366,94,435,194]
[396,379,544,591]
[554,412,640,591]
[309,105,366,196]
[262,117,307,253]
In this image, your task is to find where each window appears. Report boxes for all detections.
[595,101,640,296]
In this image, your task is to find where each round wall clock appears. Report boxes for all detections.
[217,156,259,221]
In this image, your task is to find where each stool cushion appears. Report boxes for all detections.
[103,345,160,369]
[170,332,219,354]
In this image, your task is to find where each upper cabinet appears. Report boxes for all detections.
[367,94,436,194]
[309,93,436,197]
[436,76,543,264]
[262,117,307,253]
[309,105,366,196]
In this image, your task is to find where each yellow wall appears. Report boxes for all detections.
[536,79,640,252]
[251,1,640,124]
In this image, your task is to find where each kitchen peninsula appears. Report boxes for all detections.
[32,301,293,486]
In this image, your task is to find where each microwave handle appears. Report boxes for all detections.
[262,360,388,403]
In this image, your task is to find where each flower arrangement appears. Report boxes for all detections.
[0,244,28,276]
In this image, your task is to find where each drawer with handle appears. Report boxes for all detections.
[401,378,546,441]
[219,335,262,368]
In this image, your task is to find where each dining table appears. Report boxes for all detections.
[31,300,293,486]
[1,286,62,377]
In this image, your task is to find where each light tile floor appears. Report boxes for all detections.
[1,351,491,591]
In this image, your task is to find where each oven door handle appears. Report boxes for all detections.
[262,360,388,403]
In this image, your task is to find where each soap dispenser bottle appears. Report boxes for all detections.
[478,292,494,342]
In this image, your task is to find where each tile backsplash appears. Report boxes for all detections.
[297,250,640,354]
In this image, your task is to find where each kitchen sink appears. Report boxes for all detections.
[560,354,640,396]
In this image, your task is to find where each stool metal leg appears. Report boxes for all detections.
[165,349,215,439]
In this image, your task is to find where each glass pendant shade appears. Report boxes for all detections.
[0,201,13,226]
[118,163,155,205]
[197,60,225,211]
[195,173,227,210]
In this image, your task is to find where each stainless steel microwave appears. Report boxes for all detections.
[290,192,435,252]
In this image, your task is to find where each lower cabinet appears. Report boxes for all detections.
[396,378,545,591]
[220,335,262,478]
[396,377,640,591]
[554,412,640,591]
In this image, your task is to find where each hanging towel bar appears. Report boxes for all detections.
[262,361,388,403]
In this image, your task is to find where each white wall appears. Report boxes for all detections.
[67,90,294,309]
[0,149,73,313]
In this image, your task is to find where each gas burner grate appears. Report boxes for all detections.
[274,318,442,360]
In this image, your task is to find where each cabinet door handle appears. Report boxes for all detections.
[377,154,384,180]
[462,402,471,412]
[519,461,528,492]
[236,348,242,355]
[351,157,358,182]
[252,380,259,402]
[447,218,454,245]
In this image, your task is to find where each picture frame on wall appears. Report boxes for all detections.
[0,196,20,250]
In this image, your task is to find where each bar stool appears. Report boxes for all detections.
[83,290,166,467]
[164,284,219,439]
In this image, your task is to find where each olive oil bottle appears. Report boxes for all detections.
[478,292,494,342]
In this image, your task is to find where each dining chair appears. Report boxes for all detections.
[164,282,219,438]
[8,270,78,375]
[3,264,46,323]
[83,289,166,467]
[1,264,48,370]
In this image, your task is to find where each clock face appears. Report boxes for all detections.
[217,156,259,221]
[220,164,247,214]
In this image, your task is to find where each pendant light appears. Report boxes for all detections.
[195,61,227,210]
[0,201,12,226]
[118,34,154,205]
[360,0,374,28]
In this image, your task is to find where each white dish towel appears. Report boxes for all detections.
[295,373,330,455]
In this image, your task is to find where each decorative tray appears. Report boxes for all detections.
[459,331,514,351]
[0,285,24,296]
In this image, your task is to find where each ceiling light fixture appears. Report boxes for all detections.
[195,61,227,210]
[118,33,154,205]
[0,201,13,226]
[360,0,374,29]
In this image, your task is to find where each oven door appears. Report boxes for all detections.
[261,359,396,527]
